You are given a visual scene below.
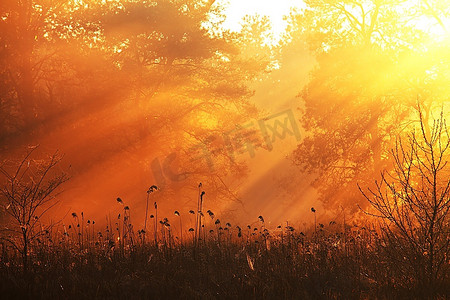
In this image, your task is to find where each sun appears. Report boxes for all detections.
[414,15,449,41]
[394,0,449,41]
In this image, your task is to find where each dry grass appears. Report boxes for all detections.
[0,194,449,299]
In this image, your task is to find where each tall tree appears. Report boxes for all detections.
[359,109,450,294]
[290,0,450,211]
[1,0,274,216]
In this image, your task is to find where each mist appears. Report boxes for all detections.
[0,0,449,237]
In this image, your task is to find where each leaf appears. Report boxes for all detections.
[246,253,254,271]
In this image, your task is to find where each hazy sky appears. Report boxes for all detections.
[220,0,304,37]
[220,0,449,41]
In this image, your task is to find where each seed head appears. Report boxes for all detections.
[147,185,158,194]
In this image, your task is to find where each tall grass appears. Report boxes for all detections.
[0,185,448,299]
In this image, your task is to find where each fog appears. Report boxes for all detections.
[1,0,449,232]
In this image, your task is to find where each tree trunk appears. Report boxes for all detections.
[22,230,28,275]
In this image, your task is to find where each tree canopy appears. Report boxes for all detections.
[0,0,274,216]
[290,0,450,211]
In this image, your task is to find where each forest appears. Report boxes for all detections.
[0,0,449,298]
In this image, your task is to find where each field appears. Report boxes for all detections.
[1,0,449,298]
[1,209,449,299]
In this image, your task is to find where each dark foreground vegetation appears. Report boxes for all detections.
[0,217,449,299]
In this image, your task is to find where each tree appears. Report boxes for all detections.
[0,0,78,141]
[290,0,450,211]
[87,0,271,205]
[0,146,69,274]
[0,0,274,220]
[359,109,450,294]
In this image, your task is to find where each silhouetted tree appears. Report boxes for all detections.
[359,109,450,294]
[0,146,69,274]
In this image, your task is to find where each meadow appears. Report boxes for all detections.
[1,0,449,298]
[1,203,448,299]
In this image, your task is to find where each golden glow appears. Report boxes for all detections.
[221,0,449,45]
[220,0,303,41]
[1,0,449,227]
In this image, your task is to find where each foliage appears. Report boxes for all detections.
[291,0,450,211]
[0,0,273,210]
